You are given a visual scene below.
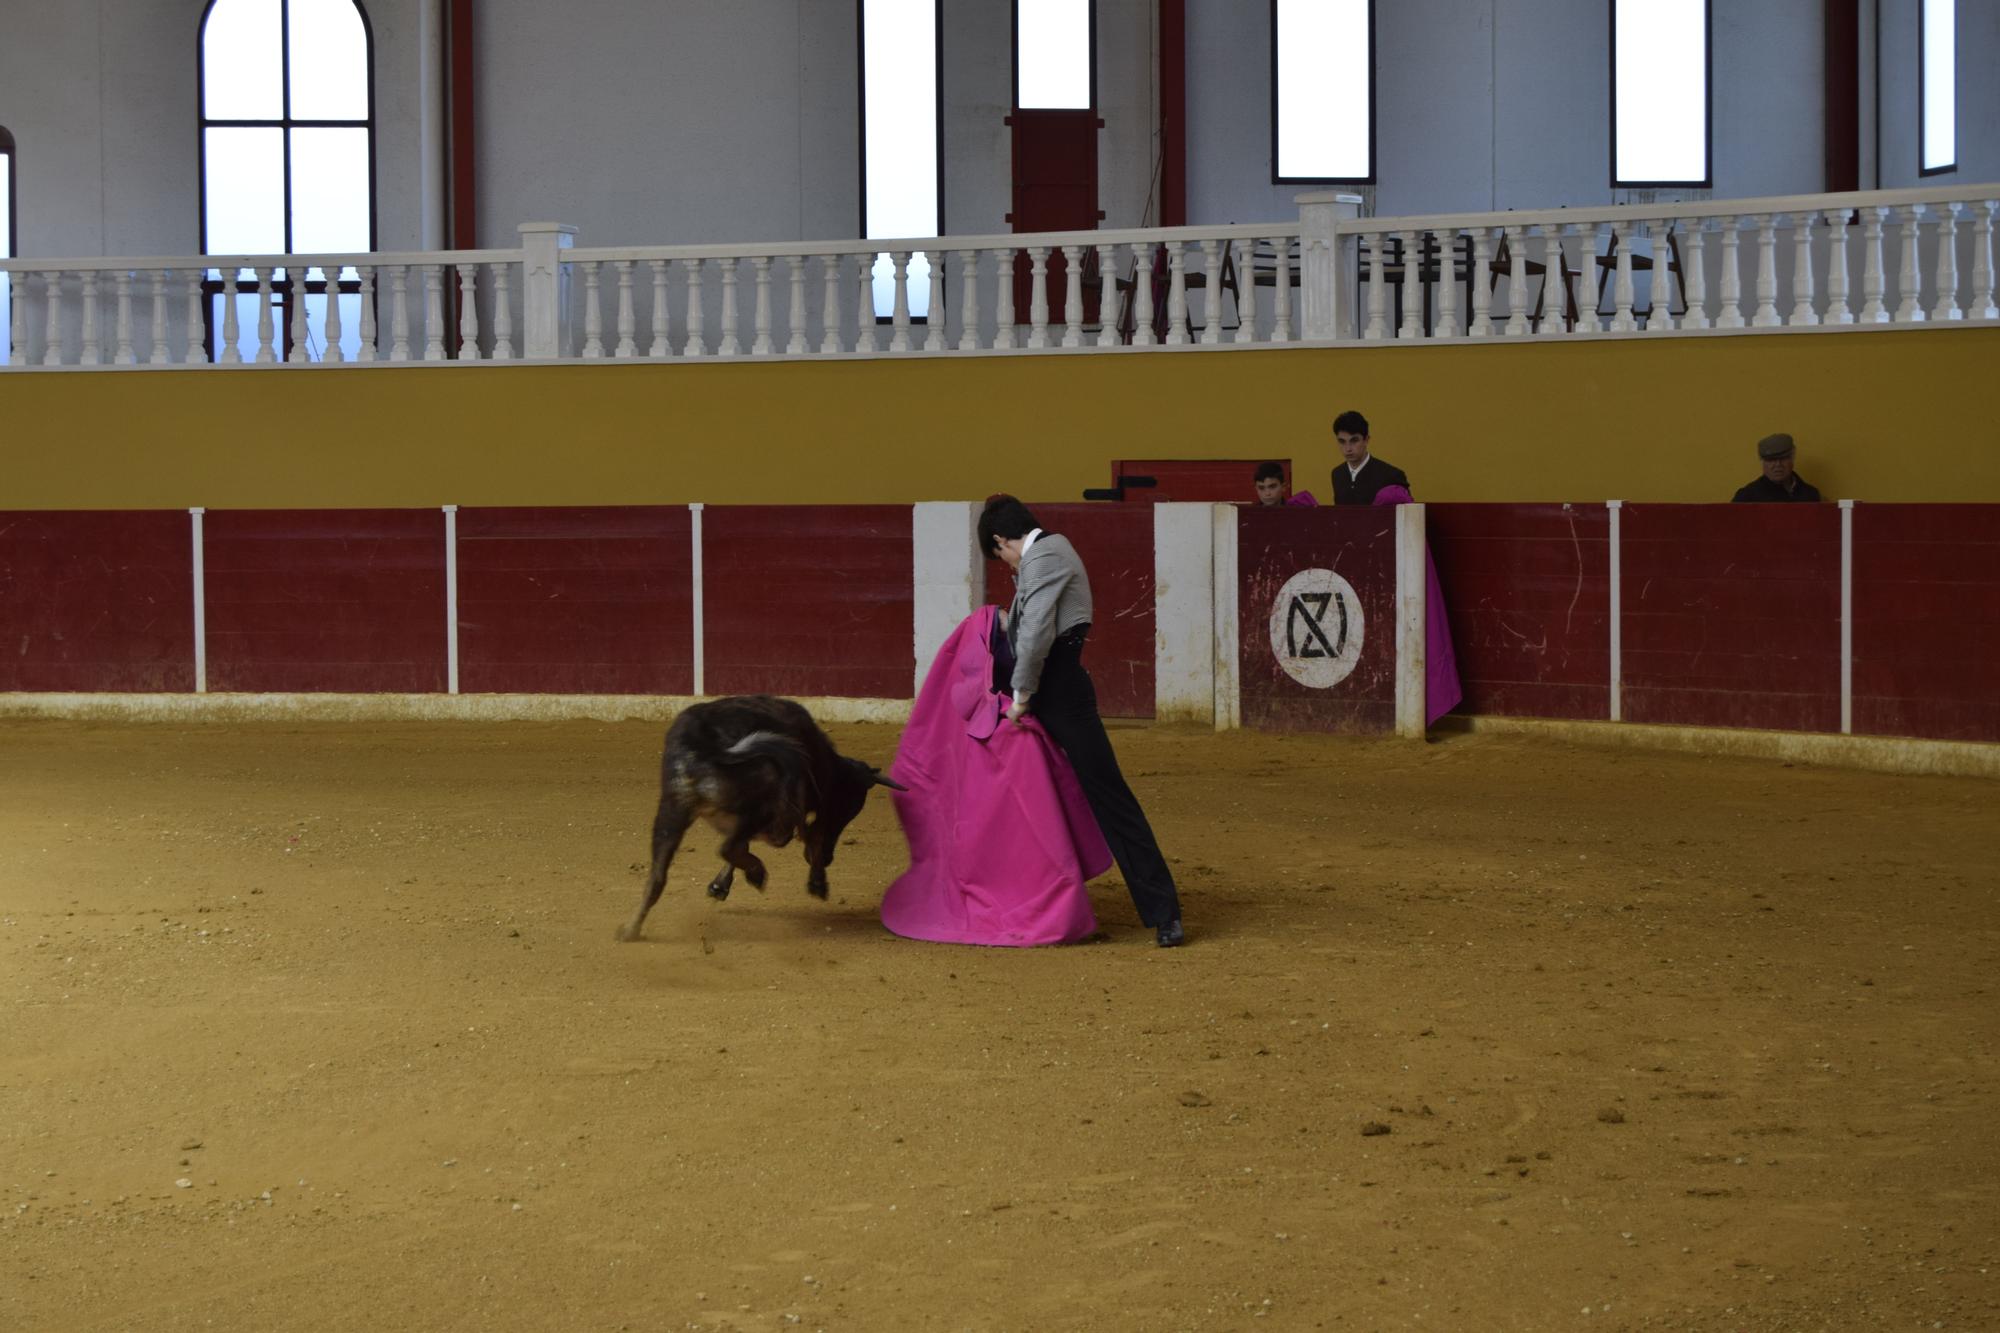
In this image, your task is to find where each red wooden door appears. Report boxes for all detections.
[1008,108,1103,325]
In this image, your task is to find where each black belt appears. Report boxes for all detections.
[1052,623,1091,650]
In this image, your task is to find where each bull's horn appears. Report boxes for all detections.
[873,771,909,791]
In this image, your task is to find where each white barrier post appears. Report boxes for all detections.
[1153,503,1216,724]
[443,505,460,694]
[689,502,706,697]
[189,507,207,693]
[1608,500,1624,721]
[912,501,982,697]
[1211,503,1240,731]
[1394,503,1427,738]
[1840,499,1854,734]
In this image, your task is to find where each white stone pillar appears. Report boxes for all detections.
[911,501,983,697]
[1210,503,1241,731]
[517,222,577,359]
[1296,191,1362,340]
[1153,503,1216,725]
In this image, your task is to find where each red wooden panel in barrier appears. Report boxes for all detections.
[702,506,912,699]
[981,502,1156,718]
[1427,503,1611,720]
[456,507,694,695]
[0,510,196,692]
[1851,504,2000,743]
[1620,504,1840,733]
[204,510,448,693]
[1113,460,1295,504]
[1237,506,1396,733]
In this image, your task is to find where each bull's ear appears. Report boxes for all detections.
[872,768,908,792]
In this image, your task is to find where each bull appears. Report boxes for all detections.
[616,694,904,942]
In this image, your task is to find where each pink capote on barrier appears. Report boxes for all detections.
[880,606,1110,947]
[1372,484,1464,725]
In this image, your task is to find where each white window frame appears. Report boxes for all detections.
[1920,0,1956,176]
[1609,0,1712,189]
[1271,0,1375,185]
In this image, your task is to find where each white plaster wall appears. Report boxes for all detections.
[0,0,434,258]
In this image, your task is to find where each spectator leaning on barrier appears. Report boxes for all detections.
[1732,433,1823,503]
[1253,461,1319,508]
[1330,410,1410,505]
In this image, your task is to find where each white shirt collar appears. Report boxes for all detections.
[1347,456,1370,479]
[1020,528,1043,556]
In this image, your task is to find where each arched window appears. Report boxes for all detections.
[199,0,375,360]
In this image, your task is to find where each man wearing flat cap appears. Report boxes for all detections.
[1732,433,1822,503]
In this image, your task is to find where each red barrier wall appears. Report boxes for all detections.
[1237,506,1396,733]
[1620,505,1842,733]
[1427,503,1611,720]
[982,502,1156,718]
[1852,504,2000,743]
[0,511,196,692]
[456,507,694,695]
[702,506,913,699]
[204,509,448,693]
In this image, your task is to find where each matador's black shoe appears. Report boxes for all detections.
[1156,919,1186,948]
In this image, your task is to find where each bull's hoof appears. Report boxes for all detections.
[746,863,768,891]
[615,923,642,942]
[706,879,732,901]
[806,879,830,901]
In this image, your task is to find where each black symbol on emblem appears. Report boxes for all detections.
[1286,591,1348,659]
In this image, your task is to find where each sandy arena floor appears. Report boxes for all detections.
[1,716,1996,1332]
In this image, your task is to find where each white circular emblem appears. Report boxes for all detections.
[1268,567,1365,689]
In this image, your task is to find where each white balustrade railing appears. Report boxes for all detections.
[4,183,1995,368]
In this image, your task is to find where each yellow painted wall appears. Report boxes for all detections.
[3,327,1996,509]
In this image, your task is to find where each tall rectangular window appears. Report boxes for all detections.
[1920,0,1956,174]
[1272,0,1373,183]
[860,0,941,318]
[1016,0,1092,109]
[1611,0,1710,187]
[0,129,13,361]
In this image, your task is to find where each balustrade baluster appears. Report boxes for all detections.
[1537,228,1564,337]
[580,261,604,357]
[651,260,672,356]
[1971,201,1999,321]
[112,271,136,364]
[718,257,742,356]
[386,265,411,361]
[751,256,776,355]
[1127,247,1152,346]
[1750,215,1780,327]
[325,266,346,361]
[888,251,912,352]
[963,250,987,350]
[1026,247,1051,348]
[789,257,811,354]
[1090,244,1118,347]
[685,258,708,356]
[216,269,242,364]
[357,266,379,361]
[1676,220,1709,329]
[1197,240,1224,344]
[455,263,479,359]
[923,253,947,352]
[1397,232,1423,339]
[1893,205,1926,323]
[180,270,205,364]
[615,260,639,357]
[853,256,876,353]
[821,256,845,354]
[1165,244,1189,345]
[1503,226,1530,335]
[79,272,102,365]
[420,264,446,360]
[1930,202,1962,321]
[252,267,277,363]
[145,270,170,364]
[1365,231,1389,339]
[1858,207,1889,322]
[288,269,311,362]
[1609,228,1638,332]
[1715,221,1745,328]
[1063,246,1086,347]
[1269,237,1292,342]
[1234,241,1259,343]
[1433,232,1460,338]
[1573,224,1602,332]
[9,269,27,365]
[491,263,516,359]
[1643,222,1677,333]
[42,270,65,365]
[1468,230,1492,337]
[1825,211,1853,324]
[1788,213,1819,326]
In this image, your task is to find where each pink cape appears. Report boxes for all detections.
[881,607,1110,946]
[1373,484,1464,725]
